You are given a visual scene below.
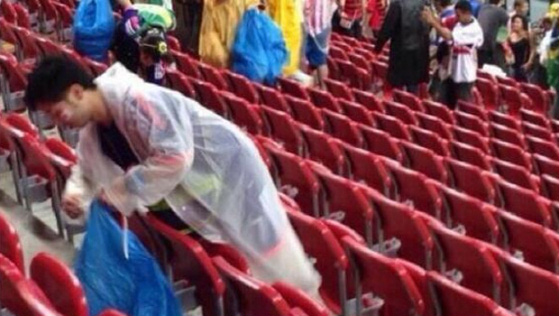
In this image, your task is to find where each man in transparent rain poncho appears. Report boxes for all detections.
[23,56,321,299]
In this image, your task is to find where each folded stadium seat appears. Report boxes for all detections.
[348,53,373,77]
[327,57,341,81]
[497,75,520,88]
[488,110,521,130]
[396,260,436,316]
[520,83,550,114]
[37,0,57,34]
[399,140,448,183]
[520,108,551,129]
[323,78,354,101]
[340,36,361,49]
[359,125,404,163]
[352,88,384,112]
[332,40,353,54]
[493,159,540,192]
[363,187,434,268]
[145,214,226,316]
[371,60,391,97]
[450,140,492,171]
[30,253,88,316]
[17,134,66,236]
[0,53,28,112]
[384,161,443,219]
[260,106,305,155]
[336,59,371,90]
[286,211,350,315]
[416,112,454,140]
[300,126,346,174]
[264,144,320,216]
[342,237,424,316]
[221,70,259,104]
[392,89,425,112]
[310,164,374,245]
[534,154,559,177]
[451,126,490,154]
[256,84,292,113]
[522,122,555,142]
[212,257,299,316]
[277,77,311,100]
[285,96,325,131]
[475,77,500,111]
[165,68,196,99]
[383,100,418,125]
[0,211,24,273]
[321,218,367,247]
[372,112,411,141]
[272,283,331,316]
[171,50,202,78]
[542,174,559,202]
[190,78,230,118]
[422,100,455,124]
[496,179,553,228]
[427,221,502,300]
[456,100,489,121]
[0,18,21,57]
[426,271,514,316]
[490,123,526,149]
[330,45,349,60]
[32,34,62,57]
[308,87,344,113]
[495,210,559,273]
[408,125,450,157]
[82,58,108,77]
[490,139,532,171]
[488,246,559,316]
[526,136,559,160]
[445,157,496,204]
[51,2,72,42]
[352,47,376,61]
[220,92,263,135]
[24,0,41,31]
[249,135,272,170]
[0,254,58,316]
[500,84,531,117]
[338,99,375,126]
[454,111,490,138]
[322,109,364,148]
[0,0,17,24]
[342,143,392,195]
[164,34,181,51]
[476,69,498,83]
[197,62,229,91]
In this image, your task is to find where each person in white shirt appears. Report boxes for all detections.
[423,0,484,107]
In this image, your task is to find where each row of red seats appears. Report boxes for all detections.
[161,49,559,315]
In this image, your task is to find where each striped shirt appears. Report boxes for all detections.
[304,0,337,35]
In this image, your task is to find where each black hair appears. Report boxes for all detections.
[455,0,472,13]
[24,55,95,111]
[488,0,500,5]
[511,14,529,30]
[139,28,169,63]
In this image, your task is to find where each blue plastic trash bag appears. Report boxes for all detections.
[73,0,115,62]
[231,8,287,85]
[75,200,181,316]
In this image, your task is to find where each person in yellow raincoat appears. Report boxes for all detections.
[267,0,304,76]
[198,0,259,68]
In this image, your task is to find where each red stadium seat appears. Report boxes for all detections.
[190,78,229,118]
[261,106,305,155]
[301,127,345,174]
[409,125,450,156]
[423,100,455,124]
[452,126,490,154]
[522,122,555,142]
[416,112,453,140]
[0,211,24,273]
[352,89,384,112]
[493,159,539,192]
[490,123,526,148]
[338,99,375,126]
[383,100,418,125]
[475,78,500,111]
[220,92,263,135]
[256,84,291,113]
[372,112,411,141]
[400,140,448,183]
[359,125,404,163]
[322,109,364,147]
[520,83,550,114]
[277,77,310,100]
[342,143,392,195]
[272,283,330,316]
[526,136,559,160]
[456,100,489,121]
[534,154,559,177]
[285,96,325,131]
[165,68,196,99]
[490,139,532,171]
[392,89,425,112]
[324,79,354,101]
[171,51,202,78]
[450,141,492,171]
[454,111,489,137]
[308,87,343,113]
[222,71,259,104]
[445,157,495,203]
[197,62,229,91]
[497,179,552,227]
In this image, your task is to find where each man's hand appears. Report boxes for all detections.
[62,194,84,219]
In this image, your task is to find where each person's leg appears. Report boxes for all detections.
[306,29,330,88]
[406,84,419,95]
[456,82,473,104]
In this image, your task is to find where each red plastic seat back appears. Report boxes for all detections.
[0,53,28,92]
[212,256,291,316]
[0,254,57,316]
[343,237,425,316]
[30,253,88,316]
[0,211,24,273]
[165,68,196,99]
[146,214,226,316]
[287,211,348,314]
